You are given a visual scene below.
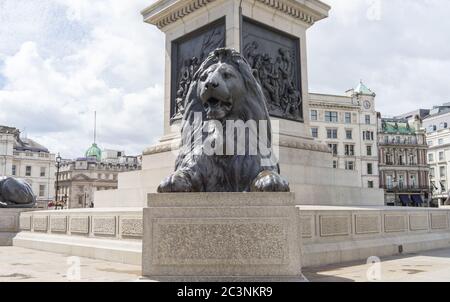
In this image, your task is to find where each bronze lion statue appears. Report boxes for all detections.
[0,177,36,208]
[158,48,290,193]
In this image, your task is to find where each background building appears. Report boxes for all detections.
[57,143,141,209]
[422,104,450,207]
[0,125,56,208]
[308,81,379,188]
[377,117,429,206]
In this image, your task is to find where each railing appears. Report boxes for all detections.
[380,185,431,192]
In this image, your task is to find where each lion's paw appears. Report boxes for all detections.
[250,170,290,193]
[157,170,194,193]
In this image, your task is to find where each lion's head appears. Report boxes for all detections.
[182,48,271,124]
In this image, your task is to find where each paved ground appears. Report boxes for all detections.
[303,248,450,282]
[2,246,450,282]
[0,247,142,282]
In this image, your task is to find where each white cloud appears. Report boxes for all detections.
[0,0,164,159]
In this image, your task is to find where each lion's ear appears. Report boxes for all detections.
[252,69,260,82]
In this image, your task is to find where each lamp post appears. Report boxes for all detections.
[55,153,61,210]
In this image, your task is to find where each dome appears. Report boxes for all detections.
[85,143,102,161]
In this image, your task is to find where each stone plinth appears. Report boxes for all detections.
[0,208,35,246]
[142,192,304,281]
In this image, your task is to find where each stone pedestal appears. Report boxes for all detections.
[142,192,304,281]
[0,208,35,246]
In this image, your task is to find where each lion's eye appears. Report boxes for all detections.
[222,71,233,79]
[200,73,208,82]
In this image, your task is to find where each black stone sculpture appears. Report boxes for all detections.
[158,48,290,193]
[0,177,36,208]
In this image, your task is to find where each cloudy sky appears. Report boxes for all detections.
[0,0,449,159]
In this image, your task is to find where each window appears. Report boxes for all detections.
[430,168,435,178]
[399,175,405,189]
[333,160,338,169]
[345,161,354,171]
[428,153,434,163]
[39,185,46,197]
[386,153,393,165]
[439,151,445,161]
[12,165,16,176]
[328,144,338,156]
[386,175,393,189]
[310,110,318,121]
[367,145,372,156]
[325,111,338,123]
[327,128,338,139]
[439,139,444,145]
[345,144,355,156]
[40,167,46,177]
[427,140,433,146]
[25,166,31,177]
[440,166,446,178]
[365,115,371,125]
[410,175,417,187]
[363,131,374,141]
[368,181,374,188]
[367,163,373,175]
[345,112,351,124]
[97,173,102,179]
[311,128,318,138]
[399,155,404,165]
[346,130,352,140]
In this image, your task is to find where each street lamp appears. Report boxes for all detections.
[55,153,62,210]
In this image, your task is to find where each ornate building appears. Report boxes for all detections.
[308,81,379,188]
[57,143,141,209]
[377,117,429,206]
[0,125,56,208]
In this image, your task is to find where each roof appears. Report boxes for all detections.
[14,137,49,153]
[381,118,415,135]
[354,81,376,96]
[85,143,102,161]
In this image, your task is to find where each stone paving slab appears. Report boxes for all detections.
[303,248,450,282]
[0,247,141,282]
[2,246,450,282]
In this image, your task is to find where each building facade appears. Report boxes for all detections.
[377,117,429,206]
[0,126,56,207]
[308,82,379,188]
[422,104,450,207]
[57,143,141,209]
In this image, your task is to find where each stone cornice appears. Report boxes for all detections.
[142,0,330,29]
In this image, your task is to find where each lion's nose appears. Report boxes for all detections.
[205,80,219,90]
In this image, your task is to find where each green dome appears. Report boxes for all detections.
[85,143,102,161]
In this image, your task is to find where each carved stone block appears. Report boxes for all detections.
[70,216,89,234]
[409,215,429,231]
[384,215,407,233]
[355,215,380,235]
[92,216,116,236]
[50,216,67,233]
[0,215,16,232]
[300,216,313,238]
[154,219,288,265]
[19,215,31,231]
[33,215,48,232]
[120,216,143,238]
[431,213,449,230]
[319,216,350,237]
